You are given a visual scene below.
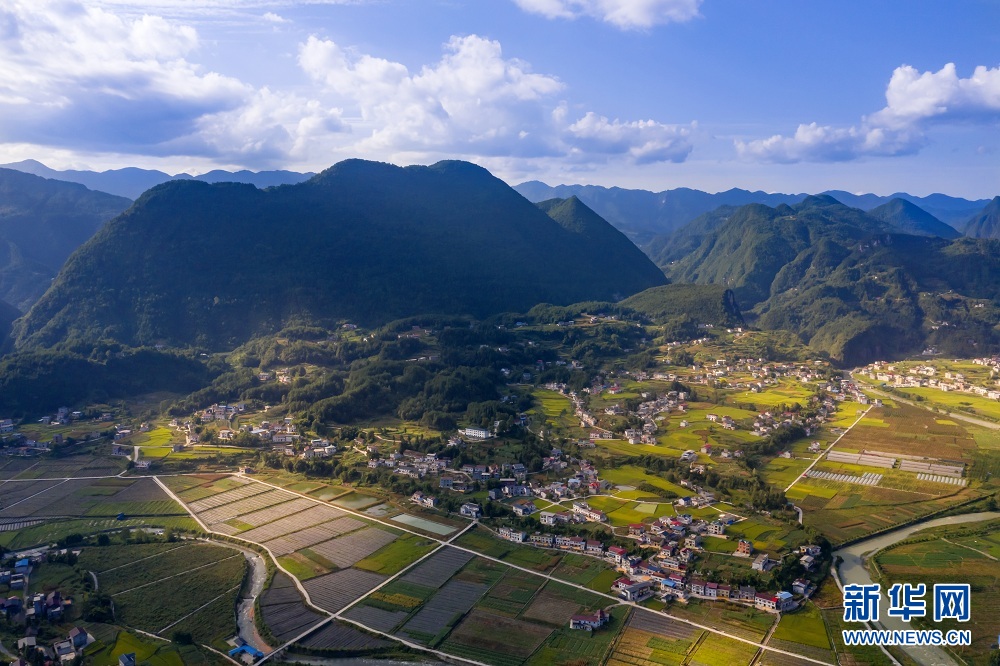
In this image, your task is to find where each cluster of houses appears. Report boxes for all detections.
[15,626,92,665]
[861,360,1000,401]
[171,413,338,459]
[496,519,818,615]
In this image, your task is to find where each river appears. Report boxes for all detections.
[833,511,1000,666]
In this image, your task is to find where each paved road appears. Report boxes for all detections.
[784,406,871,493]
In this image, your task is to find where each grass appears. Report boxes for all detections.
[277,552,331,580]
[355,534,438,575]
[668,601,774,642]
[600,466,689,496]
[688,634,759,666]
[78,542,186,573]
[771,602,831,650]
[134,427,177,448]
[899,386,1000,421]
[0,515,200,550]
[551,553,614,586]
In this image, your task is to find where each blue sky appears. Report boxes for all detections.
[1,0,998,197]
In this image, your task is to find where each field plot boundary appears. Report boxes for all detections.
[158,474,836,666]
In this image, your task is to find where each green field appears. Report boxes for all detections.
[771,602,831,650]
[688,633,759,666]
[134,427,177,448]
[875,520,1000,662]
[355,534,438,575]
[113,555,245,637]
[899,386,1000,421]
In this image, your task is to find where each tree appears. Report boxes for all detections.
[97,533,111,546]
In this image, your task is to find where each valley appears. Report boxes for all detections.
[0,159,998,666]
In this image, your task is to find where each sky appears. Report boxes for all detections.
[1,0,999,197]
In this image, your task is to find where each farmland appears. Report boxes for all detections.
[874,518,1000,663]
[60,538,250,652]
[0,475,198,549]
[791,402,994,544]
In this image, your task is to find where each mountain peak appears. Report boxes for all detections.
[868,197,960,239]
[965,196,1000,239]
[14,160,666,350]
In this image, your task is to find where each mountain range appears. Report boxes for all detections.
[0,159,314,200]
[0,169,132,310]
[658,195,1000,364]
[12,159,667,351]
[513,181,988,244]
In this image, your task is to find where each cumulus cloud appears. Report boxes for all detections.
[300,34,693,163]
[566,112,693,163]
[0,1,695,169]
[0,0,344,165]
[512,0,702,29]
[737,63,1000,163]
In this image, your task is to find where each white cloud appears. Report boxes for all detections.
[736,123,921,163]
[738,63,1000,163]
[300,34,693,163]
[870,63,1000,128]
[0,1,696,170]
[565,112,694,163]
[0,0,344,166]
[262,11,288,23]
[512,0,702,29]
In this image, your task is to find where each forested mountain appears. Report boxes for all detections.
[515,181,990,244]
[12,159,667,351]
[963,197,1000,239]
[0,159,313,200]
[0,169,132,310]
[515,181,804,244]
[659,196,1000,364]
[867,198,960,239]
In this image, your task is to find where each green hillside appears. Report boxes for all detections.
[0,168,131,309]
[964,196,1000,239]
[12,160,666,351]
[620,284,744,327]
[657,197,1000,364]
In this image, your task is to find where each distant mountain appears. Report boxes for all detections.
[662,196,1000,364]
[963,197,1000,239]
[825,190,988,230]
[514,181,991,244]
[13,160,667,351]
[0,168,132,309]
[0,159,313,199]
[515,181,804,244]
[867,198,960,239]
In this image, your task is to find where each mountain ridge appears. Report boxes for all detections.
[0,168,132,310]
[12,159,667,351]
[514,181,991,244]
[0,159,315,200]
